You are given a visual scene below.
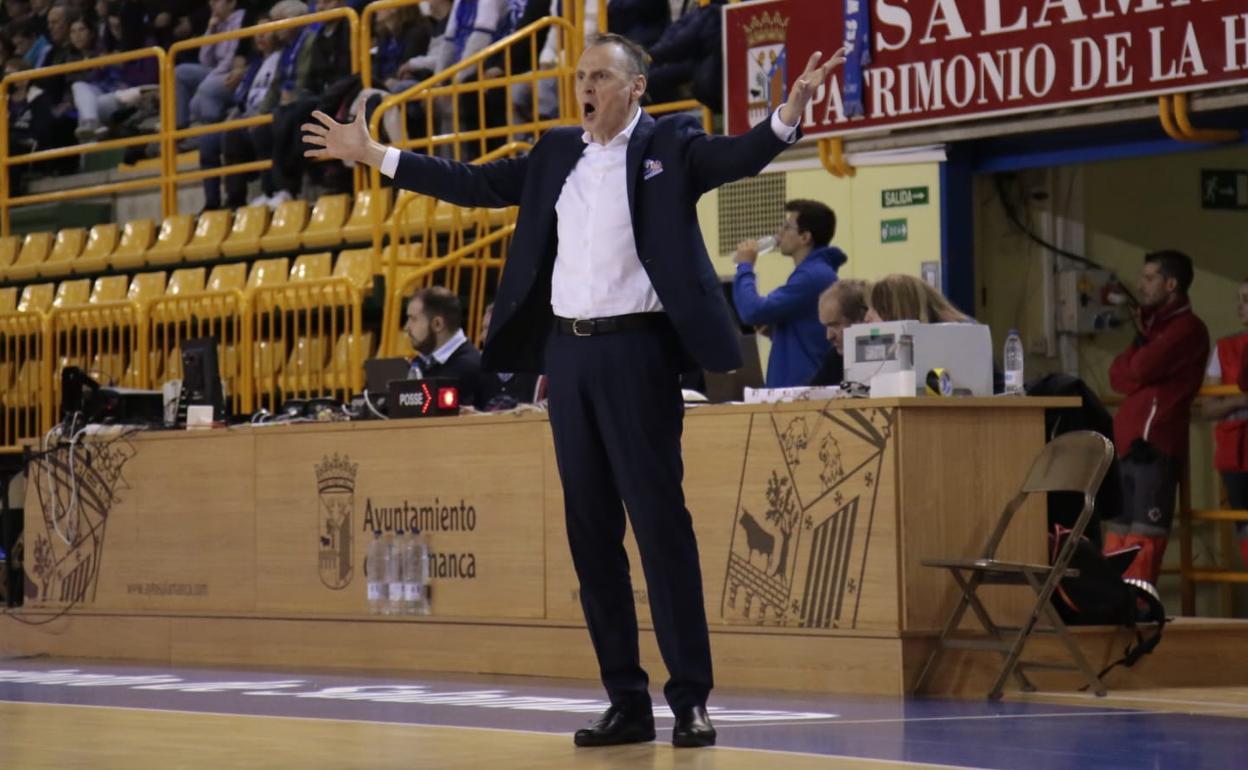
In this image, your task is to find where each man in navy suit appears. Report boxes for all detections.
[303,34,844,748]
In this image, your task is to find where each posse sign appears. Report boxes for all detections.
[724,0,1248,137]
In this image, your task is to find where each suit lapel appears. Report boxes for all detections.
[625,111,656,221]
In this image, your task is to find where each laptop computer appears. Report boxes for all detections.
[364,357,411,397]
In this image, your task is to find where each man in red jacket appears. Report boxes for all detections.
[1105,250,1210,584]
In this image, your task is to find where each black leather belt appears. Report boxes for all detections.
[555,313,667,337]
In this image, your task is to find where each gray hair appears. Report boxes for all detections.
[269,0,309,20]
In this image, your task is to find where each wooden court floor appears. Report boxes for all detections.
[3,659,1248,770]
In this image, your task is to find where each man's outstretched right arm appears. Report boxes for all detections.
[301,110,526,209]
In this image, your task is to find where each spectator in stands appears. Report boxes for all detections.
[732,199,846,387]
[173,0,250,130]
[38,1,75,68]
[200,9,278,211]
[811,278,869,387]
[69,0,156,142]
[405,287,483,408]
[392,0,451,86]
[1203,277,1248,566]
[645,0,722,111]
[258,0,355,206]
[864,273,971,324]
[222,0,308,208]
[10,16,50,67]
[607,0,668,50]
[475,302,542,410]
[1105,250,1210,585]
[5,56,76,191]
[373,4,431,91]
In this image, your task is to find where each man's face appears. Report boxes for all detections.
[405,298,436,355]
[1238,282,1248,327]
[777,212,806,257]
[1136,261,1177,310]
[47,6,69,43]
[819,295,848,354]
[575,43,644,143]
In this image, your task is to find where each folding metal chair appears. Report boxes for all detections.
[913,430,1115,700]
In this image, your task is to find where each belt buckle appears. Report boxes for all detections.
[572,319,595,337]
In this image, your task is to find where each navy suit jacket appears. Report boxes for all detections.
[390,111,794,374]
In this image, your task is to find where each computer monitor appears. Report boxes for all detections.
[178,337,227,423]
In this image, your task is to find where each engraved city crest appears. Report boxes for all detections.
[722,408,895,629]
[27,432,136,605]
[743,11,789,127]
[315,453,358,590]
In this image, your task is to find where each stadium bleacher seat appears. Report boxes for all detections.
[145,214,194,267]
[109,219,156,271]
[182,210,233,262]
[41,228,86,278]
[340,189,392,244]
[333,249,376,291]
[220,205,270,258]
[167,267,206,295]
[74,224,120,274]
[89,275,129,304]
[52,279,91,309]
[17,283,54,313]
[260,199,308,253]
[128,272,168,304]
[300,194,350,250]
[290,253,332,282]
[0,235,20,273]
[6,232,54,282]
[247,258,289,290]
[207,263,247,292]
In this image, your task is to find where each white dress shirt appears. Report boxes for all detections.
[379,108,800,320]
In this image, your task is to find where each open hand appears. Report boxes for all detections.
[301,109,384,168]
[779,46,849,127]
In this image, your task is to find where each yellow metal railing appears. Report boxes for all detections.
[249,277,365,411]
[147,288,251,416]
[383,226,514,357]
[160,7,361,216]
[0,310,50,453]
[0,46,168,234]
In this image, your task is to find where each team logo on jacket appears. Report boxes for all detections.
[743,11,789,127]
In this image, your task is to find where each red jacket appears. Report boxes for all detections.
[1214,333,1248,472]
[1109,299,1209,459]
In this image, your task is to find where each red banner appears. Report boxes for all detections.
[723,0,1248,137]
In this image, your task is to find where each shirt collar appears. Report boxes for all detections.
[427,328,470,365]
[581,106,643,147]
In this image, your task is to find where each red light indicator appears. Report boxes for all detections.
[438,387,459,410]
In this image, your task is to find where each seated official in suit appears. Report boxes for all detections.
[475,302,544,411]
[405,286,483,407]
[732,199,846,387]
[811,278,869,386]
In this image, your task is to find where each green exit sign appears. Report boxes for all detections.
[882,186,929,208]
[880,219,908,243]
[1201,170,1248,210]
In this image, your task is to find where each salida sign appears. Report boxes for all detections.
[724,0,1248,137]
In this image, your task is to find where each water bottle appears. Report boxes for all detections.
[405,527,431,615]
[1004,329,1025,395]
[398,529,417,615]
[365,530,385,614]
[754,235,778,255]
[383,529,403,615]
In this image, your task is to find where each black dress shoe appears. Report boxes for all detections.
[573,704,656,747]
[672,704,716,748]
